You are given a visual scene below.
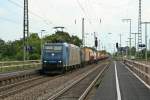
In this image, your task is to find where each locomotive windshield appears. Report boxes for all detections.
[44,45,62,52]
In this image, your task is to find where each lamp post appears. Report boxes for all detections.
[119,34,122,47]
[122,19,132,59]
[82,18,85,47]
[141,22,150,63]
[131,33,139,57]
[99,40,101,51]
[41,30,46,63]
[103,33,112,53]
[108,33,112,53]
[126,41,129,58]
[149,39,150,50]
[119,33,123,58]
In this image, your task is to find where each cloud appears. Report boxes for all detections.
[1,0,150,52]
[143,10,150,22]
[0,8,7,16]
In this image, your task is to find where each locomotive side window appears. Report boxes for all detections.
[44,45,62,52]
[45,46,53,50]
[54,46,62,51]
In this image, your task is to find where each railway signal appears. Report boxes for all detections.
[95,37,98,48]
[138,44,145,47]
[116,43,119,49]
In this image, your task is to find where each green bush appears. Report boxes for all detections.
[29,54,40,60]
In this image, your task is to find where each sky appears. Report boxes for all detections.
[0,0,150,53]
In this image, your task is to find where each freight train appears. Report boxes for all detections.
[42,42,108,74]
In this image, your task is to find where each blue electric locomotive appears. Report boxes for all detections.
[42,43,81,74]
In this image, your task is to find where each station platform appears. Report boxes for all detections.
[93,61,150,100]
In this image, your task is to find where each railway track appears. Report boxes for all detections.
[0,74,61,99]
[0,75,43,92]
[46,63,110,100]
[0,67,90,99]
[0,69,40,86]
[1,67,90,100]
[2,61,109,100]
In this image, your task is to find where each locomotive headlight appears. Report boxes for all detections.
[58,61,62,63]
[44,61,47,63]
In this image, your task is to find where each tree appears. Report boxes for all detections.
[44,31,82,46]
[0,39,5,60]
[28,33,41,60]
[148,51,150,59]
[71,35,82,46]
[0,31,83,61]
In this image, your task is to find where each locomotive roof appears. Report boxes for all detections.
[44,42,79,48]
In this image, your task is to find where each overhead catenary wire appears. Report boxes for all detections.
[76,0,103,49]
[7,0,22,8]
[0,1,22,25]
[76,0,99,41]
[76,0,92,24]
[86,0,97,17]
[0,17,20,25]
[7,0,55,27]
[7,0,52,23]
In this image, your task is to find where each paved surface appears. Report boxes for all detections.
[93,62,117,100]
[93,61,150,100]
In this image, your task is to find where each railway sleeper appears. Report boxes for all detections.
[0,73,36,86]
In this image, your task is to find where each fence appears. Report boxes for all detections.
[0,60,41,73]
[124,59,150,86]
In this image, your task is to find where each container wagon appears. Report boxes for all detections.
[81,47,95,64]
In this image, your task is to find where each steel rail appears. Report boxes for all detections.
[78,64,109,100]
[47,63,109,100]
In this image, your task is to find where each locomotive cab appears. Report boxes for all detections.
[42,43,64,73]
